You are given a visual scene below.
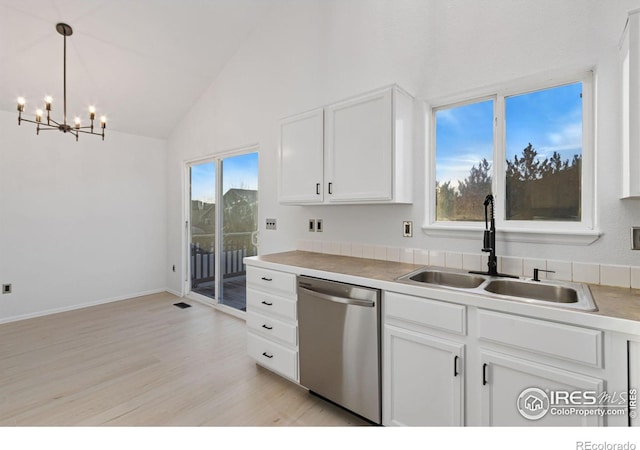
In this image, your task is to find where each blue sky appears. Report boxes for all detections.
[435,82,582,187]
[191,152,259,203]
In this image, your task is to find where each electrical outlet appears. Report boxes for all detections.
[308,219,316,232]
[316,219,323,232]
[632,227,640,250]
[266,218,277,230]
[403,221,413,237]
[2,284,12,294]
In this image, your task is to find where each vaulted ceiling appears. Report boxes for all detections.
[0,0,281,139]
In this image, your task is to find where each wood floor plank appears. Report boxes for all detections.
[0,292,369,426]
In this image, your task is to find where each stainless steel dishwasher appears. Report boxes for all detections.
[297,275,381,424]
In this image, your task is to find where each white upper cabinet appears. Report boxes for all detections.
[278,108,325,204]
[621,9,640,198]
[278,85,414,205]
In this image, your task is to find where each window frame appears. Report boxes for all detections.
[425,71,600,245]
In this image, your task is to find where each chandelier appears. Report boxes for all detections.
[17,23,106,141]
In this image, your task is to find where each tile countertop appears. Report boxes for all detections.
[245,251,640,335]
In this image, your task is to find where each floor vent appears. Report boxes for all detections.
[173,302,192,309]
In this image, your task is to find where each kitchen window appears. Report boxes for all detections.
[428,72,598,244]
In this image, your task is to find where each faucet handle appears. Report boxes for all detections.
[482,230,492,252]
[532,268,555,282]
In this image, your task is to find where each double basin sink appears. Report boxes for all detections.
[396,267,598,311]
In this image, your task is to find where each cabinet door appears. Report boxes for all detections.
[325,88,393,202]
[383,325,464,426]
[480,350,604,426]
[278,109,324,203]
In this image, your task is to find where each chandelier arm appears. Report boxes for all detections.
[77,129,104,135]
[17,117,57,129]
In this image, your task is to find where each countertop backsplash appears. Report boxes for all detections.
[296,240,640,290]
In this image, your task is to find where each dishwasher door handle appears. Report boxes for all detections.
[298,286,375,307]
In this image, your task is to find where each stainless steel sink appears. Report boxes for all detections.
[484,279,578,303]
[482,278,597,311]
[401,270,486,289]
[396,267,598,312]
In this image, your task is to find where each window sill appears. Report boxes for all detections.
[422,224,602,246]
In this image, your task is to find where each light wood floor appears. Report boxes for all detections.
[0,292,369,426]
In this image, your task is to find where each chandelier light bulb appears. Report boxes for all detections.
[17,97,25,112]
[89,105,96,120]
[44,96,52,110]
[100,116,107,128]
[74,117,81,129]
[35,109,43,122]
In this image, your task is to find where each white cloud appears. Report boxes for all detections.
[539,122,582,156]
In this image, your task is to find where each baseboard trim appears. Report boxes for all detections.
[0,288,172,325]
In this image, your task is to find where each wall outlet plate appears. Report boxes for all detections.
[266,218,277,230]
[316,219,323,232]
[403,221,413,237]
[308,219,316,232]
[633,227,640,250]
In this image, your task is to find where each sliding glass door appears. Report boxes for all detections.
[188,150,258,312]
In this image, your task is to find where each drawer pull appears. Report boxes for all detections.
[453,355,460,377]
[482,363,489,386]
[262,352,274,359]
[261,300,273,306]
[261,277,273,282]
[261,324,273,330]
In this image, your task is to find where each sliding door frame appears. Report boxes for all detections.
[182,143,259,319]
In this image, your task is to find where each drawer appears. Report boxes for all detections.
[477,309,602,367]
[247,267,296,295]
[247,287,296,321]
[384,291,466,335]
[247,311,297,347]
[248,332,298,381]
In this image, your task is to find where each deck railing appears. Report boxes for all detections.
[190,233,255,287]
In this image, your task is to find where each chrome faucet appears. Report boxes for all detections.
[482,194,498,276]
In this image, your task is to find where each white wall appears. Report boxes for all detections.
[0,111,167,322]
[166,0,640,294]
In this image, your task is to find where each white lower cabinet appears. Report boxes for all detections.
[383,291,466,426]
[480,350,604,426]
[383,291,616,427]
[383,325,464,426]
[245,266,298,382]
